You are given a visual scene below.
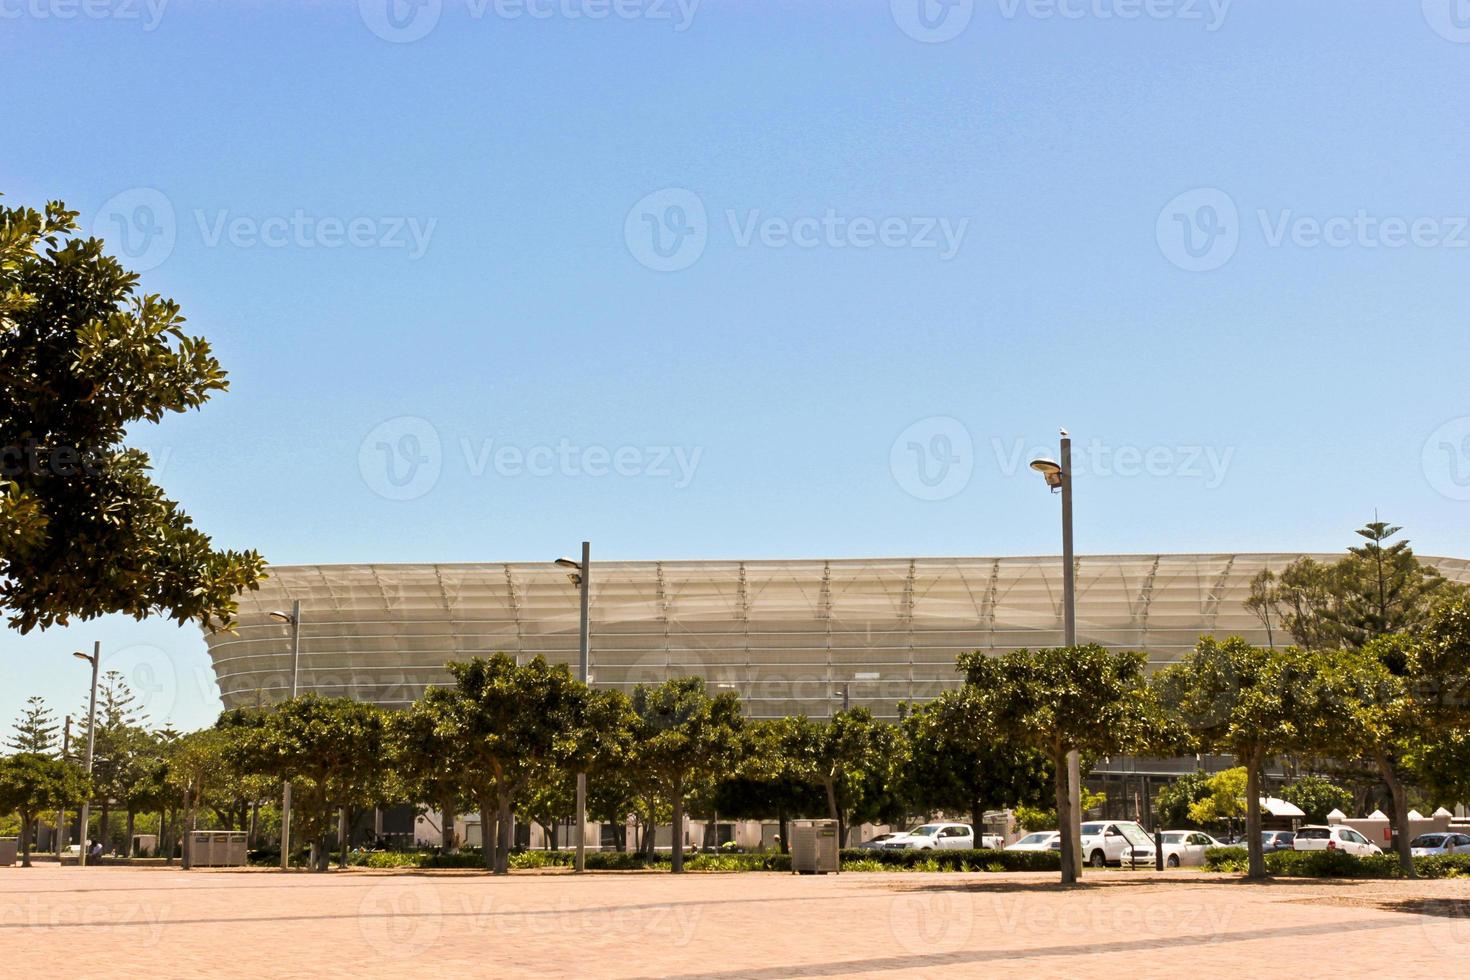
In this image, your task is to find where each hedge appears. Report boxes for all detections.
[334,847,1059,873]
[1202,846,1470,879]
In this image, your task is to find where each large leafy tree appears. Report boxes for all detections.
[388,688,474,853]
[229,696,387,872]
[433,655,599,874]
[0,196,263,634]
[1246,522,1455,651]
[1153,637,1335,879]
[775,709,902,848]
[630,677,744,872]
[961,644,1160,885]
[1153,770,1211,830]
[6,695,58,754]
[0,752,89,866]
[901,688,1051,837]
[1278,774,1353,824]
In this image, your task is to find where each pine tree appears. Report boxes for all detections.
[6,696,59,754]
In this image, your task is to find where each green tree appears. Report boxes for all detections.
[232,696,387,872]
[80,671,152,852]
[775,709,901,848]
[1279,774,1353,824]
[1015,787,1106,833]
[434,655,600,874]
[1154,637,1331,879]
[961,644,1160,884]
[630,677,744,872]
[1153,771,1211,829]
[1246,522,1455,651]
[6,695,58,754]
[1187,767,1251,837]
[0,752,89,866]
[388,688,474,853]
[0,196,264,634]
[901,688,1051,836]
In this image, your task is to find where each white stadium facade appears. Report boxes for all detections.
[205,552,1470,717]
[202,553,1470,846]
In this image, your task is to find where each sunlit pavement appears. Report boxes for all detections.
[3,866,1468,978]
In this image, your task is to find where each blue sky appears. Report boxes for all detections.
[5,0,1469,733]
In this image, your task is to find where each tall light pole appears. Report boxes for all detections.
[57,715,71,859]
[270,601,302,871]
[1030,429,1083,880]
[555,543,591,874]
[73,643,100,868]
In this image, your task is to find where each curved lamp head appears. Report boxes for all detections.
[1029,455,1065,490]
[72,650,94,664]
[268,610,295,624]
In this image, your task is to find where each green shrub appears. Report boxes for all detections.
[1202,846,1248,872]
[1203,846,1470,879]
[836,848,1060,872]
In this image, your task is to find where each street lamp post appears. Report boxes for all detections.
[1031,429,1083,880]
[555,543,591,873]
[73,643,100,868]
[270,601,302,871]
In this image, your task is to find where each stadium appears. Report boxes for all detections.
[205,553,1470,719]
[201,552,1470,845]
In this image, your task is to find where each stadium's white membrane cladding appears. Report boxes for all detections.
[203,554,1470,720]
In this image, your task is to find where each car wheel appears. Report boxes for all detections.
[1167,855,1179,868]
[1089,850,1106,868]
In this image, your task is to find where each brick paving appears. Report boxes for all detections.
[3,865,1468,978]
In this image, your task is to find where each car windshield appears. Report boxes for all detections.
[907,825,941,836]
[1297,828,1330,839]
[1411,834,1448,847]
[1118,824,1154,846]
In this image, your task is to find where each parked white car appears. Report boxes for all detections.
[856,833,897,850]
[883,823,974,850]
[1064,820,1157,867]
[1006,831,1060,852]
[1292,825,1383,856]
[1409,832,1470,857]
[1159,830,1225,868]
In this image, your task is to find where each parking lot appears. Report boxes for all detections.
[3,866,1469,977]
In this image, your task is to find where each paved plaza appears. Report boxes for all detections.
[3,866,1469,978]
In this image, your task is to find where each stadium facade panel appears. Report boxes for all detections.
[203,554,1470,720]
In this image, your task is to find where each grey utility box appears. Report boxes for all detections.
[791,820,840,874]
[188,831,248,867]
[0,838,16,867]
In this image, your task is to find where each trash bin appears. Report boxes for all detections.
[188,831,249,868]
[0,838,17,867]
[791,820,839,874]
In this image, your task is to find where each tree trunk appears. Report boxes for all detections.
[671,782,685,873]
[99,802,111,855]
[248,799,259,850]
[495,794,513,875]
[126,810,136,858]
[442,797,457,853]
[19,809,33,867]
[1375,750,1415,878]
[1245,752,1265,879]
[823,778,844,851]
[971,796,984,848]
[479,801,495,871]
[778,810,788,854]
[338,807,350,870]
[1054,751,1076,885]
